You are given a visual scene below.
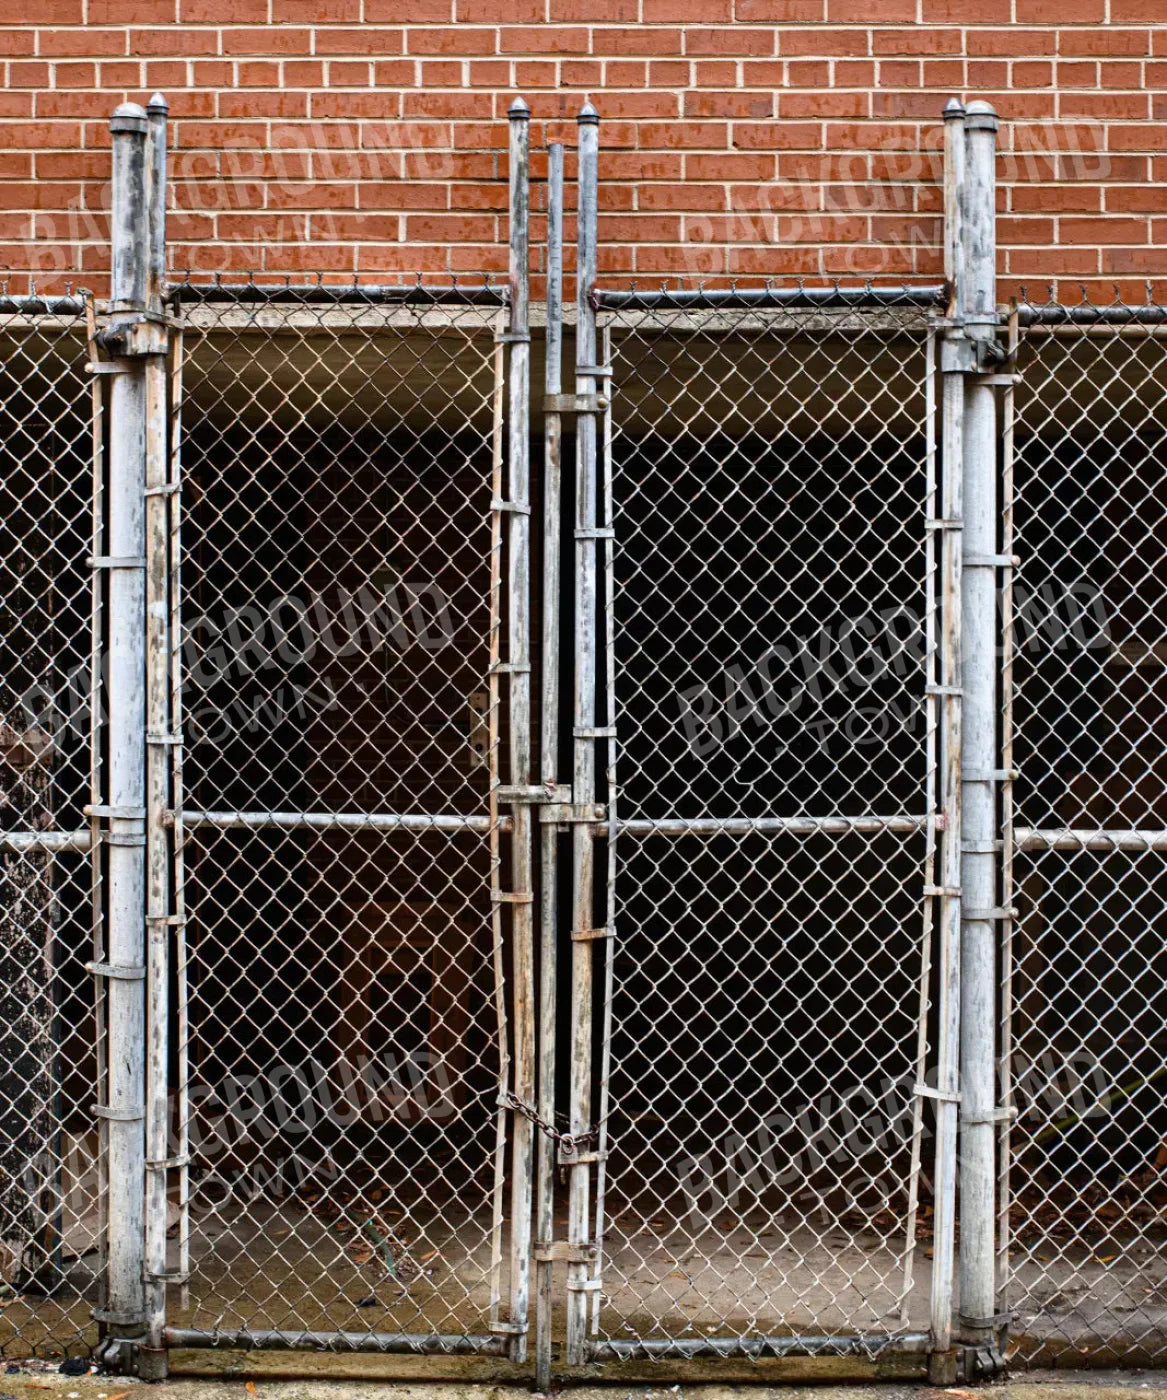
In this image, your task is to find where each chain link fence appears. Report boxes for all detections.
[0,296,103,1358]
[589,291,943,1355]
[1005,297,1167,1367]
[164,283,518,1349]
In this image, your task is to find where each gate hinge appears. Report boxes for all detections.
[566,1276,604,1293]
[539,802,606,826]
[85,960,146,981]
[962,1106,1018,1125]
[940,336,1006,376]
[558,1145,608,1165]
[496,782,569,805]
[98,314,171,357]
[571,925,614,942]
[534,1240,598,1263]
[544,393,608,415]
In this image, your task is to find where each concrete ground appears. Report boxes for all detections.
[5,1367,1167,1400]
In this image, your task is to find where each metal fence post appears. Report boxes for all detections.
[929,95,965,1380]
[566,99,600,1368]
[958,97,1002,1358]
[505,95,534,1363]
[141,92,172,1380]
[100,101,150,1355]
[534,139,564,1394]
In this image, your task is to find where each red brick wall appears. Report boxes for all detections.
[3,5,1166,297]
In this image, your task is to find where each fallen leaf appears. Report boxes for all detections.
[245,1382,258,1395]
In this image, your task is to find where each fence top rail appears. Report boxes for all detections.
[1016,299,1167,327]
[0,294,89,316]
[594,283,947,311]
[167,277,509,307]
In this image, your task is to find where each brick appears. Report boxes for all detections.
[1111,0,1161,16]
[637,119,729,147]
[782,90,869,118]
[829,0,913,16]
[552,0,636,15]
[603,58,645,83]
[687,151,773,178]
[1101,247,1167,274]
[1105,185,1167,212]
[732,121,818,149]
[732,181,819,209]
[781,27,868,56]
[735,0,822,15]
[402,91,493,118]
[180,0,265,17]
[407,212,496,240]
[640,182,726,209]
[89,0,172,20]
[1012,183,1101,212]
[309,213,401,240]
[9,61,51,86]
[966,29,1055,55]
[41,29,127,55]
[685,91,773,118]
[459,0,540,18]
[222,92,310,119]
[693,59,737,84]
[1058,27,1149,54]
[685,27,773,54]
[729,245,818,273]
[310,30,397,53]
[1060,215,1148,243]
[1109,124,1167,151]
[594,27,683,54]
[1012,60,1054,87]
[872,28,962,54]
[1060,92,1149,119]
[645,0,731,16]
[1018,0,1103,15]
[499,26,589,52]
[608,150,685,177]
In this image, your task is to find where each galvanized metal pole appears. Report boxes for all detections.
[141,92,172,1381]
[958,97,1002,1356]
[929,96,965,1378]
[505,95,535,1363]
[566,100,600,1368]
[534,139,564,1395]
[102,101,150,1353]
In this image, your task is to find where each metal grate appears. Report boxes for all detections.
[0,296,103,1358]
[166,283,518,1349]
[1005,297,1167,1366]
[589,293,944,1353]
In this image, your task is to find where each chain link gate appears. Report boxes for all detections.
[1001,294,1167,1367]
[12,88,1167,1382]
[150,113,540,1365]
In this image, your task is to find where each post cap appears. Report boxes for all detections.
[109,101,148,136]
[578,100,599,125]
[943,96,966,119]
[964,99,999,133]
[508,96,530,120]
[147,92,169,115]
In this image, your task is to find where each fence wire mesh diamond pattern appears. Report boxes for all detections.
[169,288,512,1344]
[1007,300,1167,1366]
[0,300,102,1358]
[595,300,940,1348]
